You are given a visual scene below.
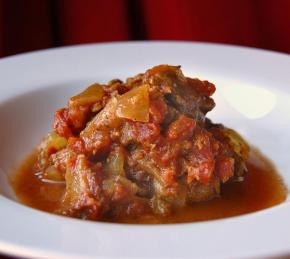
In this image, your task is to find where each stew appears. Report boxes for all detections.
[11,65,287,223]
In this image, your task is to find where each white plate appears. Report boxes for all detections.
[0,42,289,259]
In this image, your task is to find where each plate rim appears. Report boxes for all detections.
[0,41,289,259]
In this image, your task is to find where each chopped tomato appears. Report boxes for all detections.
[187,78,216,96]
[53,108,73,138]
[68,105,90,130]
[166,115,196,140]
[67,137,86,154]
[215,156,235,183]
[149,99,168,124]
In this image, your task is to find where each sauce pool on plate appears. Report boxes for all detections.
[11,148,287,224]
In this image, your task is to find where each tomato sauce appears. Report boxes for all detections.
[11,148,287,224]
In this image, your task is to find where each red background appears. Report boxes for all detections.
[0,0,290,57]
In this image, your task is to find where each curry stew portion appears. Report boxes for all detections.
[12,65,287,223]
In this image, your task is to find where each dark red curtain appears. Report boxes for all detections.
[1,0,290,57]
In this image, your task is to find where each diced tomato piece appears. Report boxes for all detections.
[166,115,196,141]
[121,121,161,145]
[187,160,214,185]
[68,137,86,154]
[46,146,58,156]
[81,130,111,155]
[68,105,90,130]
[187,78,216,96]
[186,130,215,184]
[162,167,176,187]
[215,156,234,183]
[149,99,167,124]
[53,108,73,138]
[198,161,215,184]
[136,122,160,143]
[151,140,181,167]
[111,183,129,202]
[201,80,216,96]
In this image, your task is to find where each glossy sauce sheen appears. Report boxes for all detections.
[12,148,287,224]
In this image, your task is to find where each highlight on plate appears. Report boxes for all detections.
[12,65,287,223]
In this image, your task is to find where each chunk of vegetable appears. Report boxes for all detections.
[103,147,140,197]
[39,132,68,155]
[82,97,121,135]
[53,109,73,138]
[63,154,103,219]
[50,132,67,149]
[63,155,88,207]
[116,84,149,122]
[223,128,249,160]
[42,165,65,183]
[69,83,104,107]
[105,146,126,177]
[211,127,249,161]
[36,133,68,176]
[166,115,196,140]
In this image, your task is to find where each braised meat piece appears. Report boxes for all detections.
[35,65,249,220]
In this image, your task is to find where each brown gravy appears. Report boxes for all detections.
[11,148,288,224]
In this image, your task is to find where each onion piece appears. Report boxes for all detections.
[105,146,126,177]
[69,83,104,107]
[81,96,121,137]
[38,132,68,171]
[221,128,249,160]
[39,132,68,152]
[116,84,149,122]
[41,165,65,182]
[104,147,141,195]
